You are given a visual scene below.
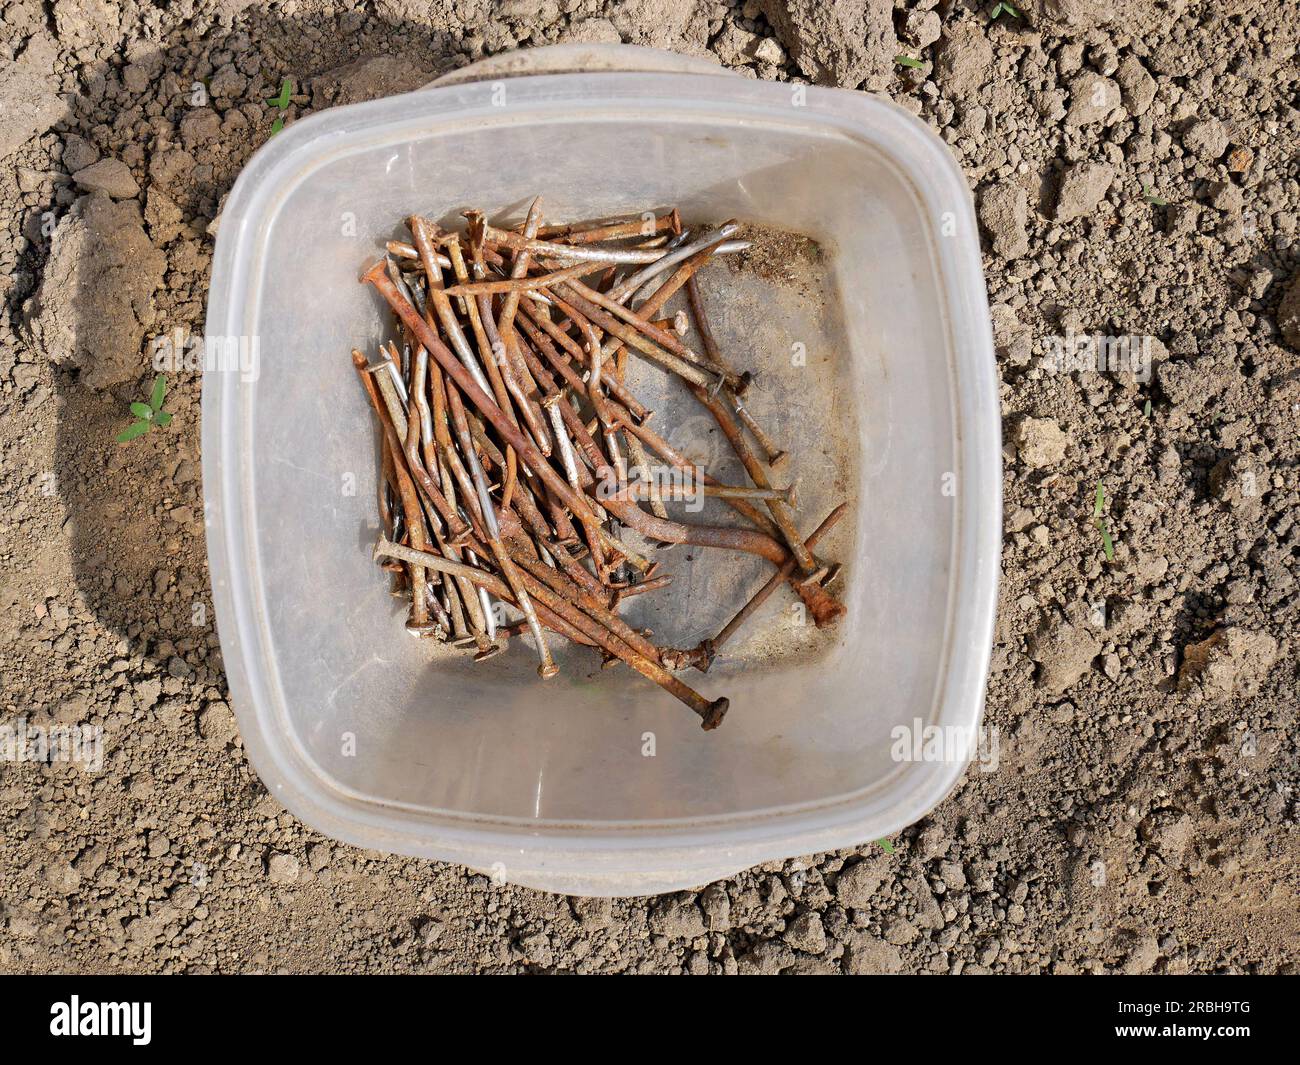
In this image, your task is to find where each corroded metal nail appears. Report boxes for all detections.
[606,222,739,303]
[480,223,670,264]
[706,502,849,664]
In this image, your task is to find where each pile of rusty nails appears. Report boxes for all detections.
[357,199,846,731]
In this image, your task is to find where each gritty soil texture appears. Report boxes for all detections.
[1,0,1298,975]
[727,221,825,294]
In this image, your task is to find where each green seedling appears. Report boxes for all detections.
[875,838,895,854]
[1142,184,1169,206]
[266,77,294,135]
[116,374,172,442]
[991,1,1021,20]
[266,77,293,110]
[894,54,925,69]
[1143,398,1153,417]
[1093,482,1115,562]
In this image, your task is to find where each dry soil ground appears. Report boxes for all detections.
[1,0,1297,974]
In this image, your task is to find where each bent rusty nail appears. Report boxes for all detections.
[534,213,674,243]
[481,223,670,264]
[629,239,750,307]
[441,261,605,297]
[690,381,816,573]
[599,492,789,565]
[497,195,542,342]
[708,502,850,663]
[607,223,739,302]
[685,273,787,468]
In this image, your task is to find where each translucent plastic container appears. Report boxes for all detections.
[202,44,1000,896]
